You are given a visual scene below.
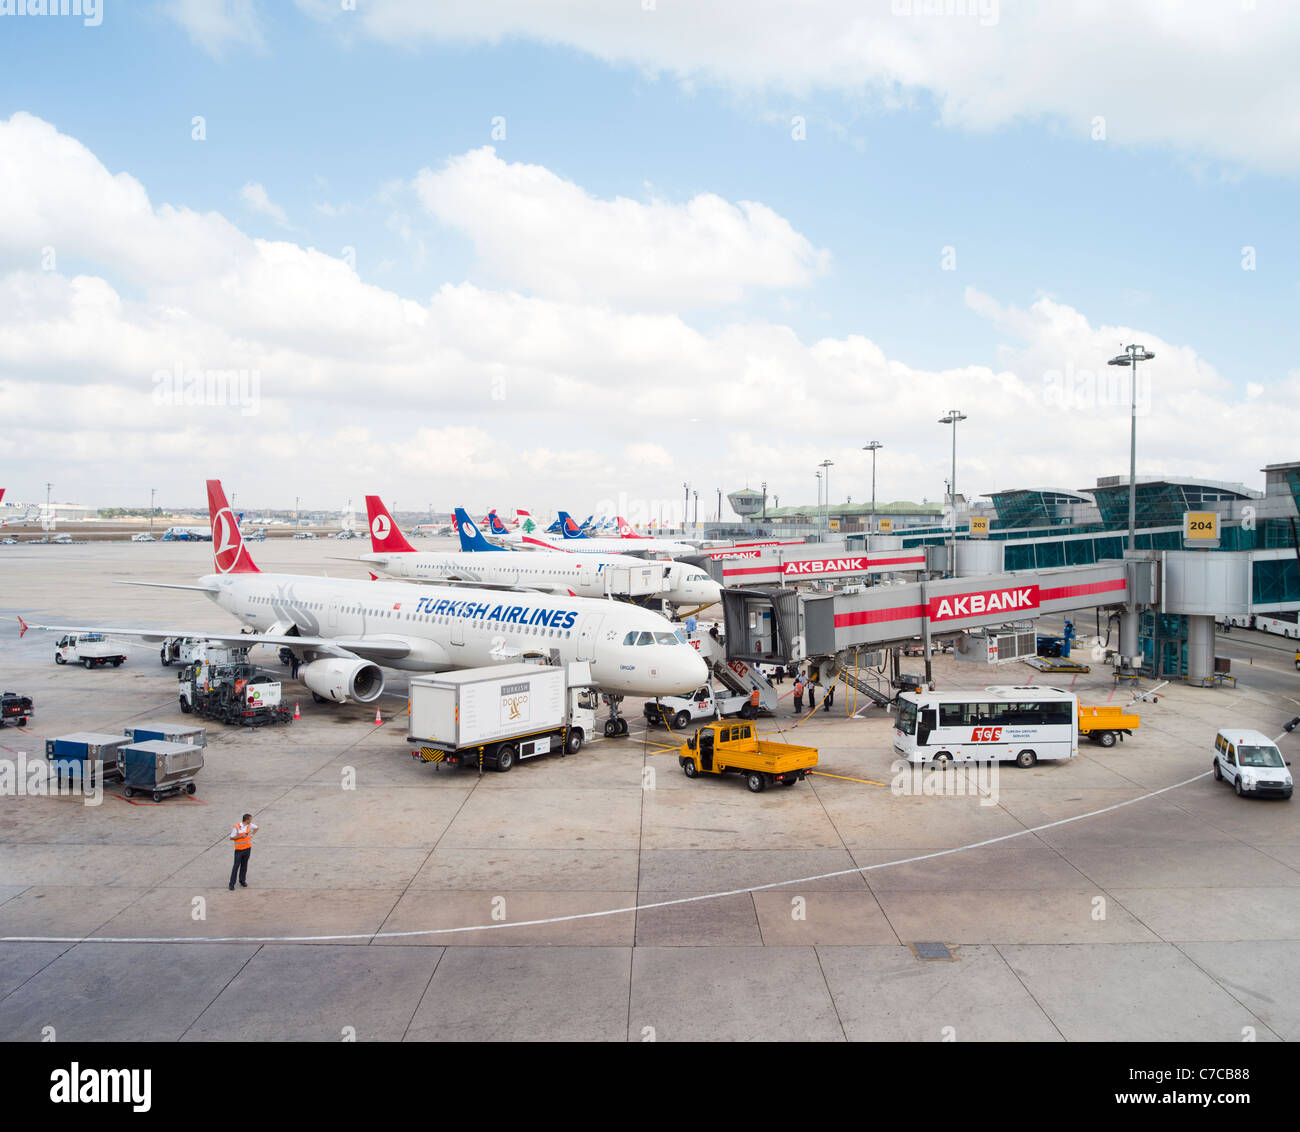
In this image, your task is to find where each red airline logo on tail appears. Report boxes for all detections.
[364,495,416,553]
[206,480,259,574]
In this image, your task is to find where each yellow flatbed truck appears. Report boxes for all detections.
[1077,703,1140,748]
[679,720,818,793]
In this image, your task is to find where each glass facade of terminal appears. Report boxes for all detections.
[1090,481,1251,528]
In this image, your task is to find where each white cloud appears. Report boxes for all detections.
[167,0,266,60]
[415,147,829,309]
[323,0,1300,174]
[239,182,290,227]
[0,115,1292,513]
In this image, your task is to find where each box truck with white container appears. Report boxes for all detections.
[407,662,597,772]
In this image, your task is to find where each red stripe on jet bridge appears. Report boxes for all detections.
[1039,579,1128,602]
[868,554,927,566]
[833,604,926,628]
[722,564,780,578]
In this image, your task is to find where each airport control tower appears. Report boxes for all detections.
[727,487,766,524]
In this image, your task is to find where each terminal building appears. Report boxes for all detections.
[707,462,1300,687]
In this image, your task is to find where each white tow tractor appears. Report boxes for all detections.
[646,684,758,730]
[54,633,128,669]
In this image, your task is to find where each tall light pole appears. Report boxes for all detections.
[150,488,156,537]
[863,441,882,535]
[938,411,967,517]
[692,490,699,528]
[761,481,767,520]
[682,481,689,534]
[1107,345,1155,553]
[819,459,834,537]
[814,470,822,536]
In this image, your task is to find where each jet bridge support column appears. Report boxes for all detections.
[1187,614,1215,687]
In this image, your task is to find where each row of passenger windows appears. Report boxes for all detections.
[937,702,1073,727]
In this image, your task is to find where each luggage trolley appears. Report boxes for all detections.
[120,740,205,803]
[45,732,131,790]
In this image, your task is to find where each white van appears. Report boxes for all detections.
[1212,729,1293,800]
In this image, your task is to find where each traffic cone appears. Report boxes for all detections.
[373,707,383,726]
[293,702,301,720]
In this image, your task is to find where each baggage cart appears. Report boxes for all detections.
[120,740,204,802]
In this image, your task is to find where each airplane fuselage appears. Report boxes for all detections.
[202,571,708,697]
[360,551,721,608]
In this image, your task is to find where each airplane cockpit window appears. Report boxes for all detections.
[623,632,638,646]
[653,632,679,645]
[637,632,654,645]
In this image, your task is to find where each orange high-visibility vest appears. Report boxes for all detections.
[231,822,254,851]
[750,689,760,707]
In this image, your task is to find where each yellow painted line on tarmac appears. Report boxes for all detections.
[808,770,889,787]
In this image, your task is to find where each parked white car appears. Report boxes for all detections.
[1213,729,1293,800]
[131,533,155,542]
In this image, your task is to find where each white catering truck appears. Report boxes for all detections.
[407,662,597,772]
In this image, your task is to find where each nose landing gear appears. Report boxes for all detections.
[602,694,629,737]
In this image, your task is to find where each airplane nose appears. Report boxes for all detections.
[701,581,722,606]
[685,650,708,686]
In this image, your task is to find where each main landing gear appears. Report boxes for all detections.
[603,694,629,738]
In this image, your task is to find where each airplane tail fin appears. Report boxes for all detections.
[364,495,416,553]
[487,510,508,535]
[206,480,260,574]
[454,508,507,552]
[557,511,588,540]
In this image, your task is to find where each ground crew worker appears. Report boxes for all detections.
[793,677,804,714]
[709,624,720,643]
[685,613,698,633]
[826,680,835,708]
[228,812,258,890]
[749,687,760,713]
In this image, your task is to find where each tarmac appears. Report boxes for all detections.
[0,538,1297,1041]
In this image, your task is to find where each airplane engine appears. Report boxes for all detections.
[301,658,385,704]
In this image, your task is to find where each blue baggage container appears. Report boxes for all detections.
[44,732,130,785]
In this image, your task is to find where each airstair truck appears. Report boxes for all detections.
[408,662,597,772]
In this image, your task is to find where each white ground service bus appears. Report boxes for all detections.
[894,685,1078,768]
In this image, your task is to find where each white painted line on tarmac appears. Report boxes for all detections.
[0,769,1213,946]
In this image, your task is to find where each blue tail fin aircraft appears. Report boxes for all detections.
[455,508,508,553]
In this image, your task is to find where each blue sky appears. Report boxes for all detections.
[0,2,1296,513]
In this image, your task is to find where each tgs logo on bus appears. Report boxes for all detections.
[970,727,1003,742]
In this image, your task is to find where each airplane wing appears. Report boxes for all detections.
[17,618,417,662]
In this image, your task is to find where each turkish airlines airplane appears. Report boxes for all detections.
[18,481,709,719]
[360,500,721,609]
